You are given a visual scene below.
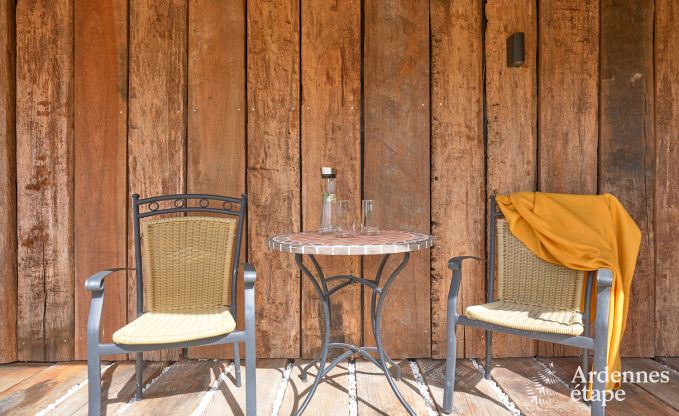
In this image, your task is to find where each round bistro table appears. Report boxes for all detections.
[268,230,434,416]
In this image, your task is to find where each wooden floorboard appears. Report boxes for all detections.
[0,363,88,414]
[537,356,679,416]
[657,356,679,372]
[623,358,679,413]
[123,360,223,415]
[69,361,169,415]
[0,362,50,394]
[201,358,286,416]
[355,358,431,415]
[279,359,351,416]
[417,359,510,415]
[490,358,589,415]
[1,358,678,415]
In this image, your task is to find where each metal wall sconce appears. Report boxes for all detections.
[507,32,525,67]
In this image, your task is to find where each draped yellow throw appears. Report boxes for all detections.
[495,192,640,391]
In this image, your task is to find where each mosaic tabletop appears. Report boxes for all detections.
[268,230,434,255]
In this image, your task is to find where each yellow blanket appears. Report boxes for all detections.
[496,192,640,391]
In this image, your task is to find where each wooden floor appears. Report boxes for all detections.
[0,357,678,415]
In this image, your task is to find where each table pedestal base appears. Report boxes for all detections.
[294,252,416,416]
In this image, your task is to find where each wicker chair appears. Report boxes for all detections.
[85,194,256,416]
[443,196,612,416]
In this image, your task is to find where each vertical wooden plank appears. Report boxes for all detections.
[430,0,485,359]
[655,0,679,356]
[247,0,301,358]
[485,0,537,358]
[74,0,128,361]
[128,0,187,360]
[537,0,599,357]
[364,0,431,358]
[187,0,246,359]
[0,0,16,364]
[538,0,599,194]
[16,0,74,361]
[599,0,655,358]
[300,0,362,358]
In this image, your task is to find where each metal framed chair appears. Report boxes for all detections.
[443,195,612,416]
[86,193,256,416]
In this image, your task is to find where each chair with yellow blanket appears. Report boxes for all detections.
[442,195,612,416]
[85,194,257,416]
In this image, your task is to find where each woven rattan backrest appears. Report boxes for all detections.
[141,216,237,312]
[496,218,584,311]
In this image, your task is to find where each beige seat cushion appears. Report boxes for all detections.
[465,300,584,336]
[112,306,236,345]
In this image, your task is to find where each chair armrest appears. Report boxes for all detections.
[243,263,256,288]
[447,256,484,309]
[448,256,484,271]
[85,268,129,292]
[596,268,613,288]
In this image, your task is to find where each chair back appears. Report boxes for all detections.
[132,194,246,316]
[493,216,584,311]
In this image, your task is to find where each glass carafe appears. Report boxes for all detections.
[319,167,336,233]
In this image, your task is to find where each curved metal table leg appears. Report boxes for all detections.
[295,254,331,416]
[293,251,415,415]
[373,252,416,415]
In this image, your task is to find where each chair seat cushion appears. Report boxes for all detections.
[112,306,236,345]
[464,300,584,336]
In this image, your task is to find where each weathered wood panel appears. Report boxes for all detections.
[491,358,589,414]
[122,361,217,415]
[0,0,16,364]
[300,0,362,358]
[0,363,48,394]
[364,0,430,359]
[186,0,246,360]
[485,0,537,358]
[537,0,599,357]
[417,359,511,415]
[205,359,285,415]
[281,360,351,415]
[0,363,86,414]
[355,359,431,415]
[16,0,74,361]
[655,0,679,357]
[74,0,128,361]
[247,0,301,358]
[599,0,655,358]
[128,0,187,361]
[71,362,168,415]
[538,0,599,194]
[430,0,485,359]
[539,357,679,416]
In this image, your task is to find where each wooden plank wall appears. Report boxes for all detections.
[1,0,678,361]
[73,0,128,361]
[0,0,16,364]
[363,0,430,358]
[15,0,74,362]
[300,0,362,358]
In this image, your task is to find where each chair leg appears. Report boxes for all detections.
[591,340,607,416]
[484,330,492,380]
[87,350,102,416]
[233,342,242,388]
[442,319,458,414]
[135,352,143,401]
[582,348,590,378]
[245,337,256,416]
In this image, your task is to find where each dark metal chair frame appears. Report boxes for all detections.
[85,193,256,416]
[443,195,613,416]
